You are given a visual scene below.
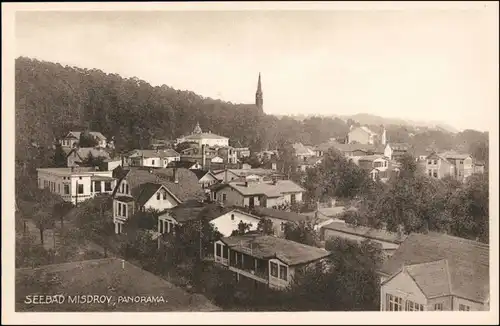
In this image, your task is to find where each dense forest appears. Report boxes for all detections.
[15,57,489,169]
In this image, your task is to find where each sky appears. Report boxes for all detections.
[15,6,498,132]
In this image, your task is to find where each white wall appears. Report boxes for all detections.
[210,211,261,237]
[142,187,179,211]
[380,271,427,311]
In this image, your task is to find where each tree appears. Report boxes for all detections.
[125,208,159,233]
[231,220,252,236]
[283,221,318,246]
[53,143,67,167]
[80,152,106,168]
[53,201,74,228]
[16,234,53,268]
[447,172,489,243]
[78,130,99,147]
[175,141,199,153]
[32,206,55,245]
[257,218,274,235]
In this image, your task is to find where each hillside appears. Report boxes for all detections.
[15,57,488,169]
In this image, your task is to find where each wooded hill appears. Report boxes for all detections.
[15,57,488,165]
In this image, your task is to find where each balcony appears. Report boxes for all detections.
[228,258,269,283]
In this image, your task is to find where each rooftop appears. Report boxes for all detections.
[37,167,109,175]
[65,131,107,140]
[379,232,489,303]
[16,258,220,312]
[112,167,205,202]
[223,179,305,197]
[221,234,331,266]
[63,147,111,160]
[127,149,180,158]
[183,132,228,140]
[322,222,407,245]
[315,141,384,154]
[251,206,310,223]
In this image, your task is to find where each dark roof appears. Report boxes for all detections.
[379,232,489,303]
[167,161,201,169]
[218,180,305,197]
[220,234,331,266]
[251,207,310,223]
[190,169,216,181]
[315,141,384,154]
[404,259,453,298]
[322,222,407,244]
[126,149,180,158]
[15,258,220,312]
[112,167,205,202]
[115,196,135,203]
[169,202,232,223]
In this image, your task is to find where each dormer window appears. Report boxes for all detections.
[231,214,235,221]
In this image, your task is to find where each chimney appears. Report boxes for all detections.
[245,181,249,187]
[224,166,229,183]
[173,168,179,184]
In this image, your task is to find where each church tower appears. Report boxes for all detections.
[255,73,263,113]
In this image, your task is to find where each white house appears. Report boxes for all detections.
[209,209,262,237]
[347,126,378,145]
[60,131,107,148]
[176,123,229,148]
[191,170,220,193]
[124,149,181,168]
[378,232,489,311]
[37,167,116,205]
[214,234,331,290]
[250,206,312,238]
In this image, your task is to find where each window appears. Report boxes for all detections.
[460,160,464,165]
[78,184,84,194]
[222,246,228,259]
[270,262,278,277]
[157,192,161,200]
[433,170,438,178]
[386,294,403,311]
[216,243,222,257]
[126,184,129,194]
[64,184,70,195]
[163,191,167,200]
[231,214,235,221]
[291,194,296,204]
[279,265,288,281]
[123,204,127,217]
[118,203,122,216]
[406,300,424,311]
[428,169,432,176]
[459,304,470,311]
[121,183,125,193]
[433,160,438,165]
[105,182,112,191]
[58,184,60,193]
[91,182,94,193]
[434,303,443,311]
[79,177,82,180]
[152,159,155,165]
[280,222,286,232]
[117,222,122,234]
[222,194,227,202]
[95,181,102,193]
[427,160,432,165]
[159,220,164,234]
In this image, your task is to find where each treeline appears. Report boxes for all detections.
[302,150,489,243]
[16,57,488,167]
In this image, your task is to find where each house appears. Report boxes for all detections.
[378,232,489,311]
[425,151,474,182]
[123,149,181,168]
[321,222,407,257]
[60,131,107,148]
[250,206,311,237]
[176,122,229,147]
[213,234,331,290]
[212,168,286,183]
[233,147,251,159]
[168,160,203,170]
[37,167,117,205]
[209,208,262,237]
[314,141,384,158]
[191,169,220,193]
[157,201,217,235]
[102,157,122,171]
[303,205,349,231]
[384,143,411,161]
[292,143,316,161]
[217,146,238,165]
[347,126,378,145]
[16,258,220,312]
[352,155,391,182]
[297,156,323,172]
[63,147,111,168]
[211,178,305,208]
[473,161,485,174]
[111,167,205,234]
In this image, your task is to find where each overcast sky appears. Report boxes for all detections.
[15,7,498,131]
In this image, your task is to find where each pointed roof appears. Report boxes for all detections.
[193,122,202,134]
[256,73,262,95]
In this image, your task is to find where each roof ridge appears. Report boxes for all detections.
[415,232,489,248]
[443,259,453,295]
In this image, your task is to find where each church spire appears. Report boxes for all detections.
[193,121,202,134]
[255,73,263,113]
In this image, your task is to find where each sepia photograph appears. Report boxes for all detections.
[2,1,498,325]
